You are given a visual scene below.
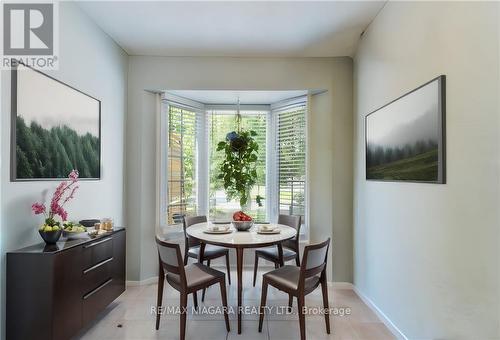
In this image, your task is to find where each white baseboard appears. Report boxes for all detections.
[328,281,354,289]
[126,277,158,286]
[352,286,408,340]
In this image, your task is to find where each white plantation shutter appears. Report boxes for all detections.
[274,99,307,225]
[166,104,200,225]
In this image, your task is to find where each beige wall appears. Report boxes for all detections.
[126,56,354,282]
[353,2,500,338]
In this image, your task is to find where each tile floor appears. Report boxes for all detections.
[74,268,396,340]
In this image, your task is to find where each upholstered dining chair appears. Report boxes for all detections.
[253,214,301,286]
[155,237,230,340]
[184,215,231,301]
[258,238,331,340]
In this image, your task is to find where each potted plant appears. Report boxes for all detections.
[32,170,79,244]
[217,114,260,229]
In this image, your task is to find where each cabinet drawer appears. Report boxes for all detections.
[82,237,113,269]
[82,278,115,325]
[82,257,114,295]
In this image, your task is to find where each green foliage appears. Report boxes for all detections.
[255,195,264,207]
[15,116,99,179]
[366,148,438,181]
[45,217,60,227]
[217,128,259,208]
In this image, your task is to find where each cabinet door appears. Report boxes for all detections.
[6,254,53,340]
[111,230,126,295]
[53,245,84,340]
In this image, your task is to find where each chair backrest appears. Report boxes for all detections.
[183,215,207,247]
[278,214,301,250]
[299,238,330,286]
[278,214,301,232]
[156,237,186,285]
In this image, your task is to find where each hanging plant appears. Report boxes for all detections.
[217,114,259,208]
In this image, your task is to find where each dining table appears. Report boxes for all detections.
[186,222,296,334]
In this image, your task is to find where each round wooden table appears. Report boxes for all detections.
[187,222,296,334]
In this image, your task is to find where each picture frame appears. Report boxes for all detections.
[365,75,446,183]
[10,60,101,181]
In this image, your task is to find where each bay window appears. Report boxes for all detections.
[161,94,307,235]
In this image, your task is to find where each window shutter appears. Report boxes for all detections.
[167,105,198,225]
[275,102,307,220]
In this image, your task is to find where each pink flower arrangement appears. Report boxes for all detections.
[32,170,80,224]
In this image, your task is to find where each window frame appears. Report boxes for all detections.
[159,93,309,240]
[271,96,309,237]
[160,93,206,228]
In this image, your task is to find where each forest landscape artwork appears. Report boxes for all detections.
[365,76,445,183]
[12,63,100,180]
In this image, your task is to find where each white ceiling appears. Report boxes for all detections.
[167,90,308,104]
[77,1,385,57]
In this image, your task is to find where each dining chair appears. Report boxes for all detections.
[184,216,231,279]
[258,238,331,340]
[155,237,230,340]
[184,215,231,300]
[253,214,301,286]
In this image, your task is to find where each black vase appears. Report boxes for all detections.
[39,229,62,244]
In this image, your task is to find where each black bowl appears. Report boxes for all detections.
[39,229,62,244]
[79,219,100,228]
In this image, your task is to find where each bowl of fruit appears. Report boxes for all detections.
[232,211,254,231]
[62,221,87,239]
[39,224,62,244]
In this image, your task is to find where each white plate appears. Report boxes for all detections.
[256,229,281,234]
[203,229,233,234]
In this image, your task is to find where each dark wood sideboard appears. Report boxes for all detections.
[7,228,126,340]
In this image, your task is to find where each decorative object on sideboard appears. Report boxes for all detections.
[11,61,101,181]
[32,170,79,244]
[62,221,87,239]
[365,75,446,183]
[38,228,62,245]
[100,217,114,231]
[79,219,100,228]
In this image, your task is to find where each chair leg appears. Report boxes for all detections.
[192,291,198,311]
[180,293,188,340]
[258,279,268,332]
[202,259,211,302]
[274,262,279,269]
[219,279,230,332]
[225,253,231,285]
[321,277,331,334]
[297,295,306,340]
[288,294,293,313]
[253,252,259,287]
[184,243,189,265]
[155,265,165,330]
[295,252,300,267]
